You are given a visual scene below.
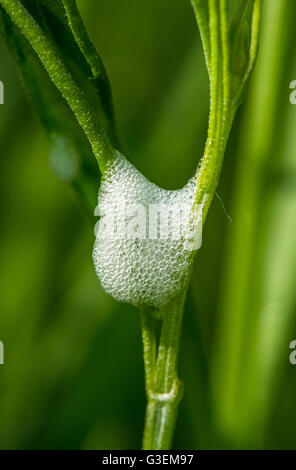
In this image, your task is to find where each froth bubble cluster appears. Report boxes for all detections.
[93,152,200,308]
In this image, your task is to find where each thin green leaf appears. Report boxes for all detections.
[61,0,118,146]
[190,0,211,73]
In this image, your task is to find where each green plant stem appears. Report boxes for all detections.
[141,295,185,450]
[141,306,157,393]
[195,0,231,222]
[0,0,114,172]
[195,0,261,217]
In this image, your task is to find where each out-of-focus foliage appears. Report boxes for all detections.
[0,0,295,449]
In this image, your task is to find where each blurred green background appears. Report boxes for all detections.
[0,0,296,449]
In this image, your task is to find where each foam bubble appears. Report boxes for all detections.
[93,152,200,308]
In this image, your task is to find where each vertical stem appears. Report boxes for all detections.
[194,0,224,223]
[141,306,157,393]
[141,295,185,450]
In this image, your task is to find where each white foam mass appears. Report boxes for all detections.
[93,152,200,308]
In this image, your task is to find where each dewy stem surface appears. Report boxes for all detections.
[142,295,186,450]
